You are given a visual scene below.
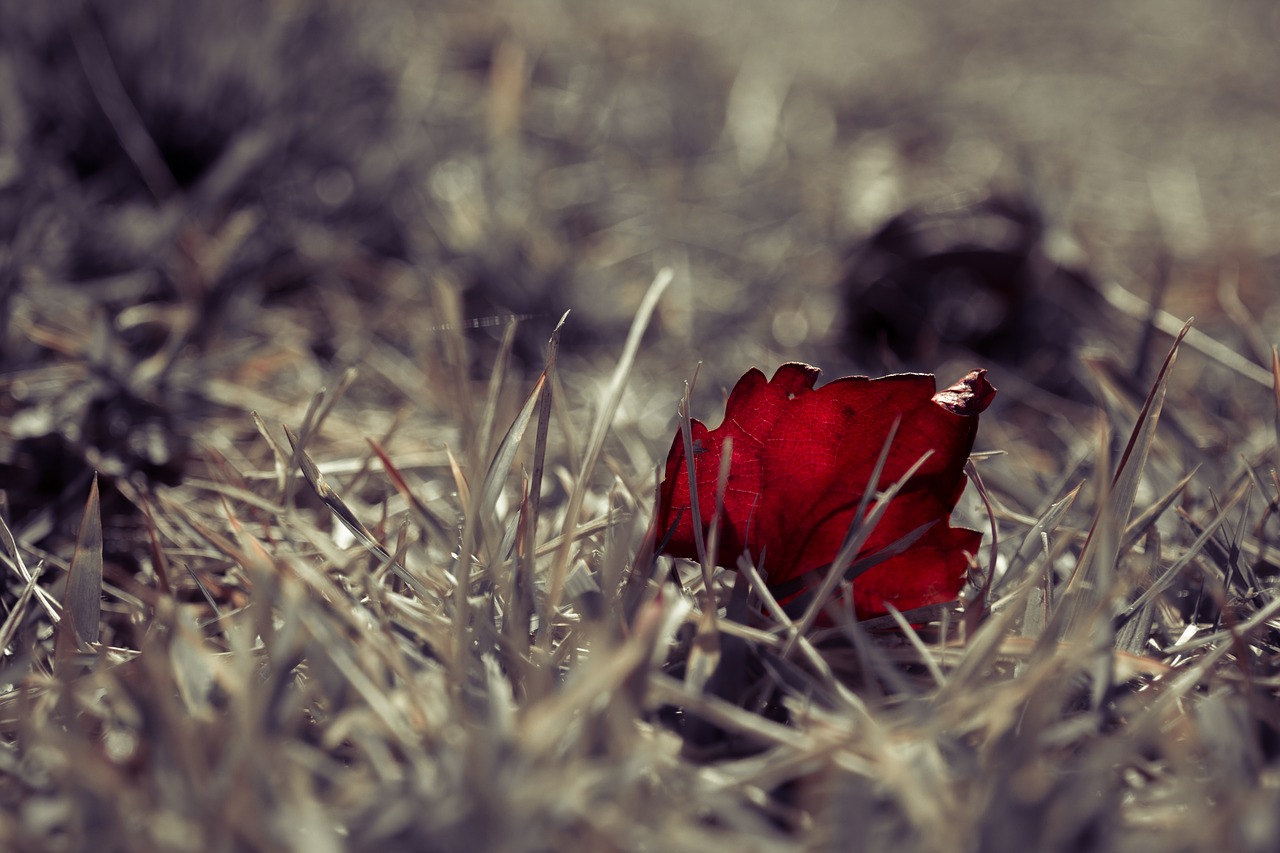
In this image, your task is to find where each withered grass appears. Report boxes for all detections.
[3,2,1280,851]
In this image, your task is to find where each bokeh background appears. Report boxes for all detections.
[5,0,1279,548]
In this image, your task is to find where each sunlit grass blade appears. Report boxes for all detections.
[515,312,569,655]
[546,267,672,614]
[367,438,455,548]
[1054,319,1190,645]
[0,561,44,657]
[476,371,545,532]
[471,318,520,482]
[284,424,436,602]
[1108,318,1190,531]
[1101,280,1272,386]
[993,483,1079,596]
[0,506,62,623]
[1120,485,1245,619]
[1120,467,1197,554]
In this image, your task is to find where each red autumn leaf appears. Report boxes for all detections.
[656,363,995,620]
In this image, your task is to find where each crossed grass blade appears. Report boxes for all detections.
[1050,319,1191,646]
[545,268,673,616]
[284,424,437,603]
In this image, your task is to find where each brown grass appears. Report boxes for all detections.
[3,1,1280,850]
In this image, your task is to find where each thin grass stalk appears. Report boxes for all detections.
[545,268,672,615]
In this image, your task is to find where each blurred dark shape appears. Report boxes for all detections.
[841,194,1099,399]
[0,355,194,556]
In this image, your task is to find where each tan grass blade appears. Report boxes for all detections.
[476,371,546,529]
[992,483,1079,595]
[59,474,104,654]
[1119,467,1197,554]
[1057,319,1190,637]
[446,446,471,510]
[526,312,569,554]
[883,603,945,687]
[546,268,673,614]
[137,492,173,596]
[1272,346,1280,469]
[284,425,435,601]
[251,410,291,498]
[452,368,546,640]
[1120,485,1244,618]
[0,561,44,656]
[963,460,999,634]
[0,508,61,623]
[685,601,722,696]
[516,313,569,648]
[367,438,455,547]
[1114,528,1161,656]
[1108,318,1191,532]
[1102,280,1272,386]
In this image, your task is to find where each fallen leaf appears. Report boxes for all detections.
[656,363,995,619]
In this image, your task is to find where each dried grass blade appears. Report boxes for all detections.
[528,313,568,538]
[284,387,327,508]
[284,425,434,601]
[251,410,291,498]
[647,673,809,750]
[1120,467,1197,554]
[1114,529,1160,655]
[547,267,672,613]
[964,460,998,634]
[0,508,61,622]
[685,604,722,696]
[61,474,104,651]
[477,371,546,527]
[517,313,568,649]
[1110,318,1190,529]
[0,561,44,655]
[1061,320,1188,622]
[453,369,546,637]
[312,367,360,436]
[936,577,1032,699]
[1102,280,1272,386]
[446,447,471,510]
[1121,485,1245,618]
[884,603,945,687]
[367,438,454,547]
[1272,345,1280,469]
[994,483,1080,595]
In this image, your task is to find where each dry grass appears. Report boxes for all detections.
[3,1,1280,851]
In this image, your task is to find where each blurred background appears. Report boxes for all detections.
[2,0,1279,548]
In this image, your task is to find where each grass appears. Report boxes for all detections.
[3,1,1280,850]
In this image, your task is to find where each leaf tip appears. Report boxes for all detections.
[933,369,996,416]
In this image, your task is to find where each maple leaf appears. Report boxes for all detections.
[656,363,995,619]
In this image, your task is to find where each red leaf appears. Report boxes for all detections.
[656,364,995,619]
